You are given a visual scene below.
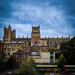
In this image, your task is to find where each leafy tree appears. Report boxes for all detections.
[58,54,66,68]
[29,56,35,67]
[6,55,16,68]
[0,56,5,71]
[19,59,36,75]
[47,47,56,51]
[47,47,60,51]
[60,36,75,64]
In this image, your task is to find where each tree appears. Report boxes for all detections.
[47,47,56,51]
[60,36,75,64]
[58,54,66,68]
[29,56,35,67]
[47,47,60,51]
[6,55,16,69]
[0,56,5,71]
[19,59,36,75]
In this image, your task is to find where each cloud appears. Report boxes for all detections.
[11,24,32,38]
[11,2,67,31]
[0,0,75,40]
[40,26,74,38]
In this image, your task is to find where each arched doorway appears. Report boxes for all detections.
[34,41,38,45]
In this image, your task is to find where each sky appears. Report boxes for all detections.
[0,0,75,40]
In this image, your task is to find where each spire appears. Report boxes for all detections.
[38,25,40,28]
[27,35,28,38]
[32,25,33,30]
[9,24,11,29]
[62,36,63,38]
[4,25,5,29]
[13,29,16,32]
[69,36,70,39]
[57,36,58,38]
[23,36,24,38]
[18,36,20,38]
[9,24,11,27]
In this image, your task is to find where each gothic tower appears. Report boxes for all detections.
[31,25,41,45]
[3,25,16,42]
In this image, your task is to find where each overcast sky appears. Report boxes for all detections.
[0,0,75,40]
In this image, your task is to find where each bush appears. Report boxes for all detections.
[58,54,66,68]
[19,59,36,75]
[0,56,6,71]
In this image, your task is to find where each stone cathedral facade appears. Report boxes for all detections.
[0,25,70,60]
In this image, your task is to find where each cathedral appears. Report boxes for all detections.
[0,25,70,63]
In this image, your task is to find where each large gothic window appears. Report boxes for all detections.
[34,41,38,45]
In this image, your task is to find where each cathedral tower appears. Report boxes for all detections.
[31,25,40,38]
[3,25,16,42]
[31,25,41,45]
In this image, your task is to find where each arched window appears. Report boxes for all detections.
[50,41,52,44]
[34,41,38,45]
[28,41,31,46]
[55,42,57,44]
[42,42,44,45]
[47,42,49,45]
[25,42,26,46]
